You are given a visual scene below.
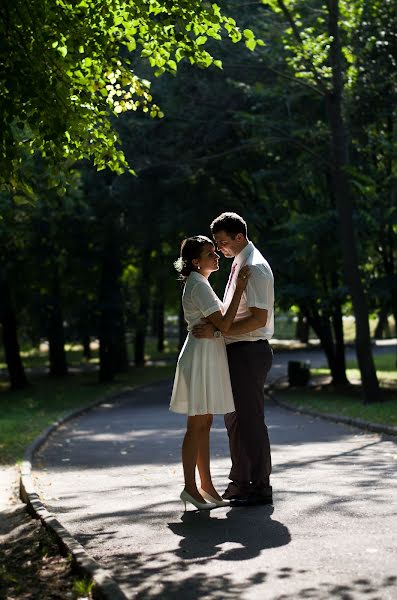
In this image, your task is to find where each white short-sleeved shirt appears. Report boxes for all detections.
[182,271,222,330]
[223,241,274,343]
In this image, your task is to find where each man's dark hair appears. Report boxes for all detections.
[210,212,247,238]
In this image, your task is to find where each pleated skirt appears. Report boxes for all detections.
[170,334,235,416]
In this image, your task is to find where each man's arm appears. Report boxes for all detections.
[192,307,268,338]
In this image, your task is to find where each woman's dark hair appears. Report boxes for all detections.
[174,235,212,280]
[210,212,247,238]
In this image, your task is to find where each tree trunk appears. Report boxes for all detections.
[392,308,397,368]
[306,312,343,385]
[326,0,380,402]
[374,306,389,339]
[295,312,309,343]
[47,267,68,376]
[113,289,129,373]
[156,299,165,354]
[134,249,151,367]
[99,227,128,381]
[82,335,91,360]
[331,302,349,385]
[0,277,29,390]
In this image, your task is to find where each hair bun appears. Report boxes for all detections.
[173,257,186,273]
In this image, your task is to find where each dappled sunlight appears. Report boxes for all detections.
[69,505,291,599]
[32,383,397,599]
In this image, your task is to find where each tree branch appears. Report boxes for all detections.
[276,0,328,94]
[224,62,326,97]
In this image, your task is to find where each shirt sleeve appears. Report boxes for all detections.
[191,282,221,317]
[245,265,274,310]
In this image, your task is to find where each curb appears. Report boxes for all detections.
[19,386,144,600]
[272,393,397,437]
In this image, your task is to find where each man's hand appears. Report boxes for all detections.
[192,321,216,338]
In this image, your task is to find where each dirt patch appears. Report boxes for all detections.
[0,470,91,600]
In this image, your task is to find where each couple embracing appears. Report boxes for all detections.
[170,212,274,511]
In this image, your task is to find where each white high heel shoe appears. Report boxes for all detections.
[199,488,230,507]
[180,490,216,511]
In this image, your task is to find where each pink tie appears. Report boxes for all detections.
[224,263,237,301]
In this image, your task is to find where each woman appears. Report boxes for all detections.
[170,235,250,511]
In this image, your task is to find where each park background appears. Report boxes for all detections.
[1,2,397,598]
[1,0,396,463]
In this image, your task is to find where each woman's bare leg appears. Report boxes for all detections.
[197,414,223,501]
[182,415,209,502]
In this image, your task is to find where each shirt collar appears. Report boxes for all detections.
[189,271,209,283]
[233,241,254,268]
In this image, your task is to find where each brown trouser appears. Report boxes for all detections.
[225,339,273,493]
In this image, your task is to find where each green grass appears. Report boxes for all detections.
[312,351,397,384]
[0,337,180,371]
[73,576,94,597]
[281,351,397,428]
[274,315,395,342]
[0,343,99,371]
[347,351,396,373]
[138,337,179,362]
[277,388,397,427]
[0,365,175,466]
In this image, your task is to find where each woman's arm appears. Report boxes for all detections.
[226,307,268,335]
[204,266,250,334]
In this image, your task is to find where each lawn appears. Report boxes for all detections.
[276,388,397,427]
[0,337,180,371]
[279,351,397,428]
[311,351,397,384]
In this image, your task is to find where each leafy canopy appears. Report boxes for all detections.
[261,0,365,90]
[0,0,257,184]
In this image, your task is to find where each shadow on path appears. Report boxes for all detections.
[95,506,290,599]
[169,505,290,562]
[33,381,397,599]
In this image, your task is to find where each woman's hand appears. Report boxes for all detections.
[235,265,251,291]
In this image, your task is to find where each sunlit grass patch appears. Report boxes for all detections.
[277,387,397,427]
[311,351,397,384]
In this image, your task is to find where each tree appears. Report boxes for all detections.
[0,0,256,186]
[349,1,397,362]
[255,0,381,402]
[0,191,30,389]
[0,275,29,390]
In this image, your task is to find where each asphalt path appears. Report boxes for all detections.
[33,363,397,599]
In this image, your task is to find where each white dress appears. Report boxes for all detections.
[170,271,235,416]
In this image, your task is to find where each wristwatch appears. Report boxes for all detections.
[213,330,222,338]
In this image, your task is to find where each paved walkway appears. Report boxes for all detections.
[33,379,397,600]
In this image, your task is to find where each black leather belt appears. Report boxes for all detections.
[228,339,269,348]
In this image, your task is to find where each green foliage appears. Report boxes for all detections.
[73,576,94,597]
[260,0,365,89]
[0,0,258,184]
[1,0,396,394]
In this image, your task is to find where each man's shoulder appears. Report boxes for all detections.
[248,250,273,278]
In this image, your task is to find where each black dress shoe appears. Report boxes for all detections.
[250,493,273,505]
[229,496,252,507]
[222,484,251,500]
[229,493,273,507]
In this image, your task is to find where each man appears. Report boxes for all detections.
[193,212,274,506]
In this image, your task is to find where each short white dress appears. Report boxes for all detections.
[170,271,235,416]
